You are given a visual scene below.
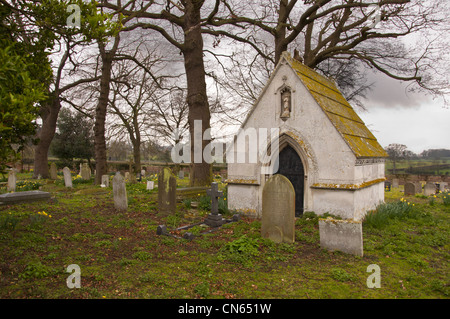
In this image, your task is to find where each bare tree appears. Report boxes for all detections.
[207,0,449,105]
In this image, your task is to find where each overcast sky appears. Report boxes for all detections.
[355,71,449,155]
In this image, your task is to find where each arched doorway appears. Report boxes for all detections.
[274,145,305,216]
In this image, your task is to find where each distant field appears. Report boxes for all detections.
[386,158,450,175]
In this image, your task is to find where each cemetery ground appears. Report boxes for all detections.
[0,173,448,299]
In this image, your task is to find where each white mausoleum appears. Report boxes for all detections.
[227,52,387,221]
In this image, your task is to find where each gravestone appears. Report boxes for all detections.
[404,182,416,196]
[146,181,154,190]
[204,182,224,227]
[141,169,146,177]
[112,172,127,211]
[49,163,58,180]
[319,218,363,257]
[7,169,17,192]
[438,182,447,192]
[63,167,72,188]
[392,178,399,188]
[0,190,51,205]
[414,182,422,194]
[261,174,295,243]
[158,167,176,215]
[424,183,436,196]
[179,170,184,179]
[124,172,130,180]
[101,175,109,187]
[81,163,91,180]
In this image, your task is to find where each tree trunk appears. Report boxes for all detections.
[33,97,60,179]
[94,53,113,184]
[183,0,212,187]
[274,0,289,64]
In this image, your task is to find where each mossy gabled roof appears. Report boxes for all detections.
[284,52,388,158]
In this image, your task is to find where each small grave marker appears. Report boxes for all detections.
[113,172,127,211]
[158,167,176,215]
[63,167,72,188]
[404,182,416,196]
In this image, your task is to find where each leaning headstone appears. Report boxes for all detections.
[404,182,416,196]
[424,183,436,196]
[101,175,110,187]
[319,218,363,257]
[7,169,17,192]
[112,172,127,211]
[63,167,72,188]
[146,181,154,190]
[49,163,58,180]
[80,163,91,180]
[261,174,295,243]
[158,167,176,215]
[392,178,399,188]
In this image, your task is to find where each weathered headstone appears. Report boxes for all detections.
[179,170,184,179]
[424,182,436,196]
[146,181,154,190]
[261,174,295,243]
[124,172,130,180]
[204,182,224,227]
[392,178,399,188]
[113,172,127,211]
[141,169,146,177]
[80,163,91,180]
[438,182,448,192]
[49,163,58,180]
[414,182,422,194]
[158,167,176,215]
[319,218,363,257]
[101,175,110,187]
[404,182,416,196]
[7,169,17,192]
[63,167,72,188]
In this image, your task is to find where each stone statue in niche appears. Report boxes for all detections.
[280,89,291,120]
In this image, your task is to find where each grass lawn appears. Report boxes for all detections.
[0,173,448,299]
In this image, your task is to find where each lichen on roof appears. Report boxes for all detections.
[282,52,388,158]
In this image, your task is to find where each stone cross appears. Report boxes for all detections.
[63,167,72,188]
[206,182,223,215]
[113,172,127,211]
[204,182,224,227]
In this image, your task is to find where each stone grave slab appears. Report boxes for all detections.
[0,190,51,205]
